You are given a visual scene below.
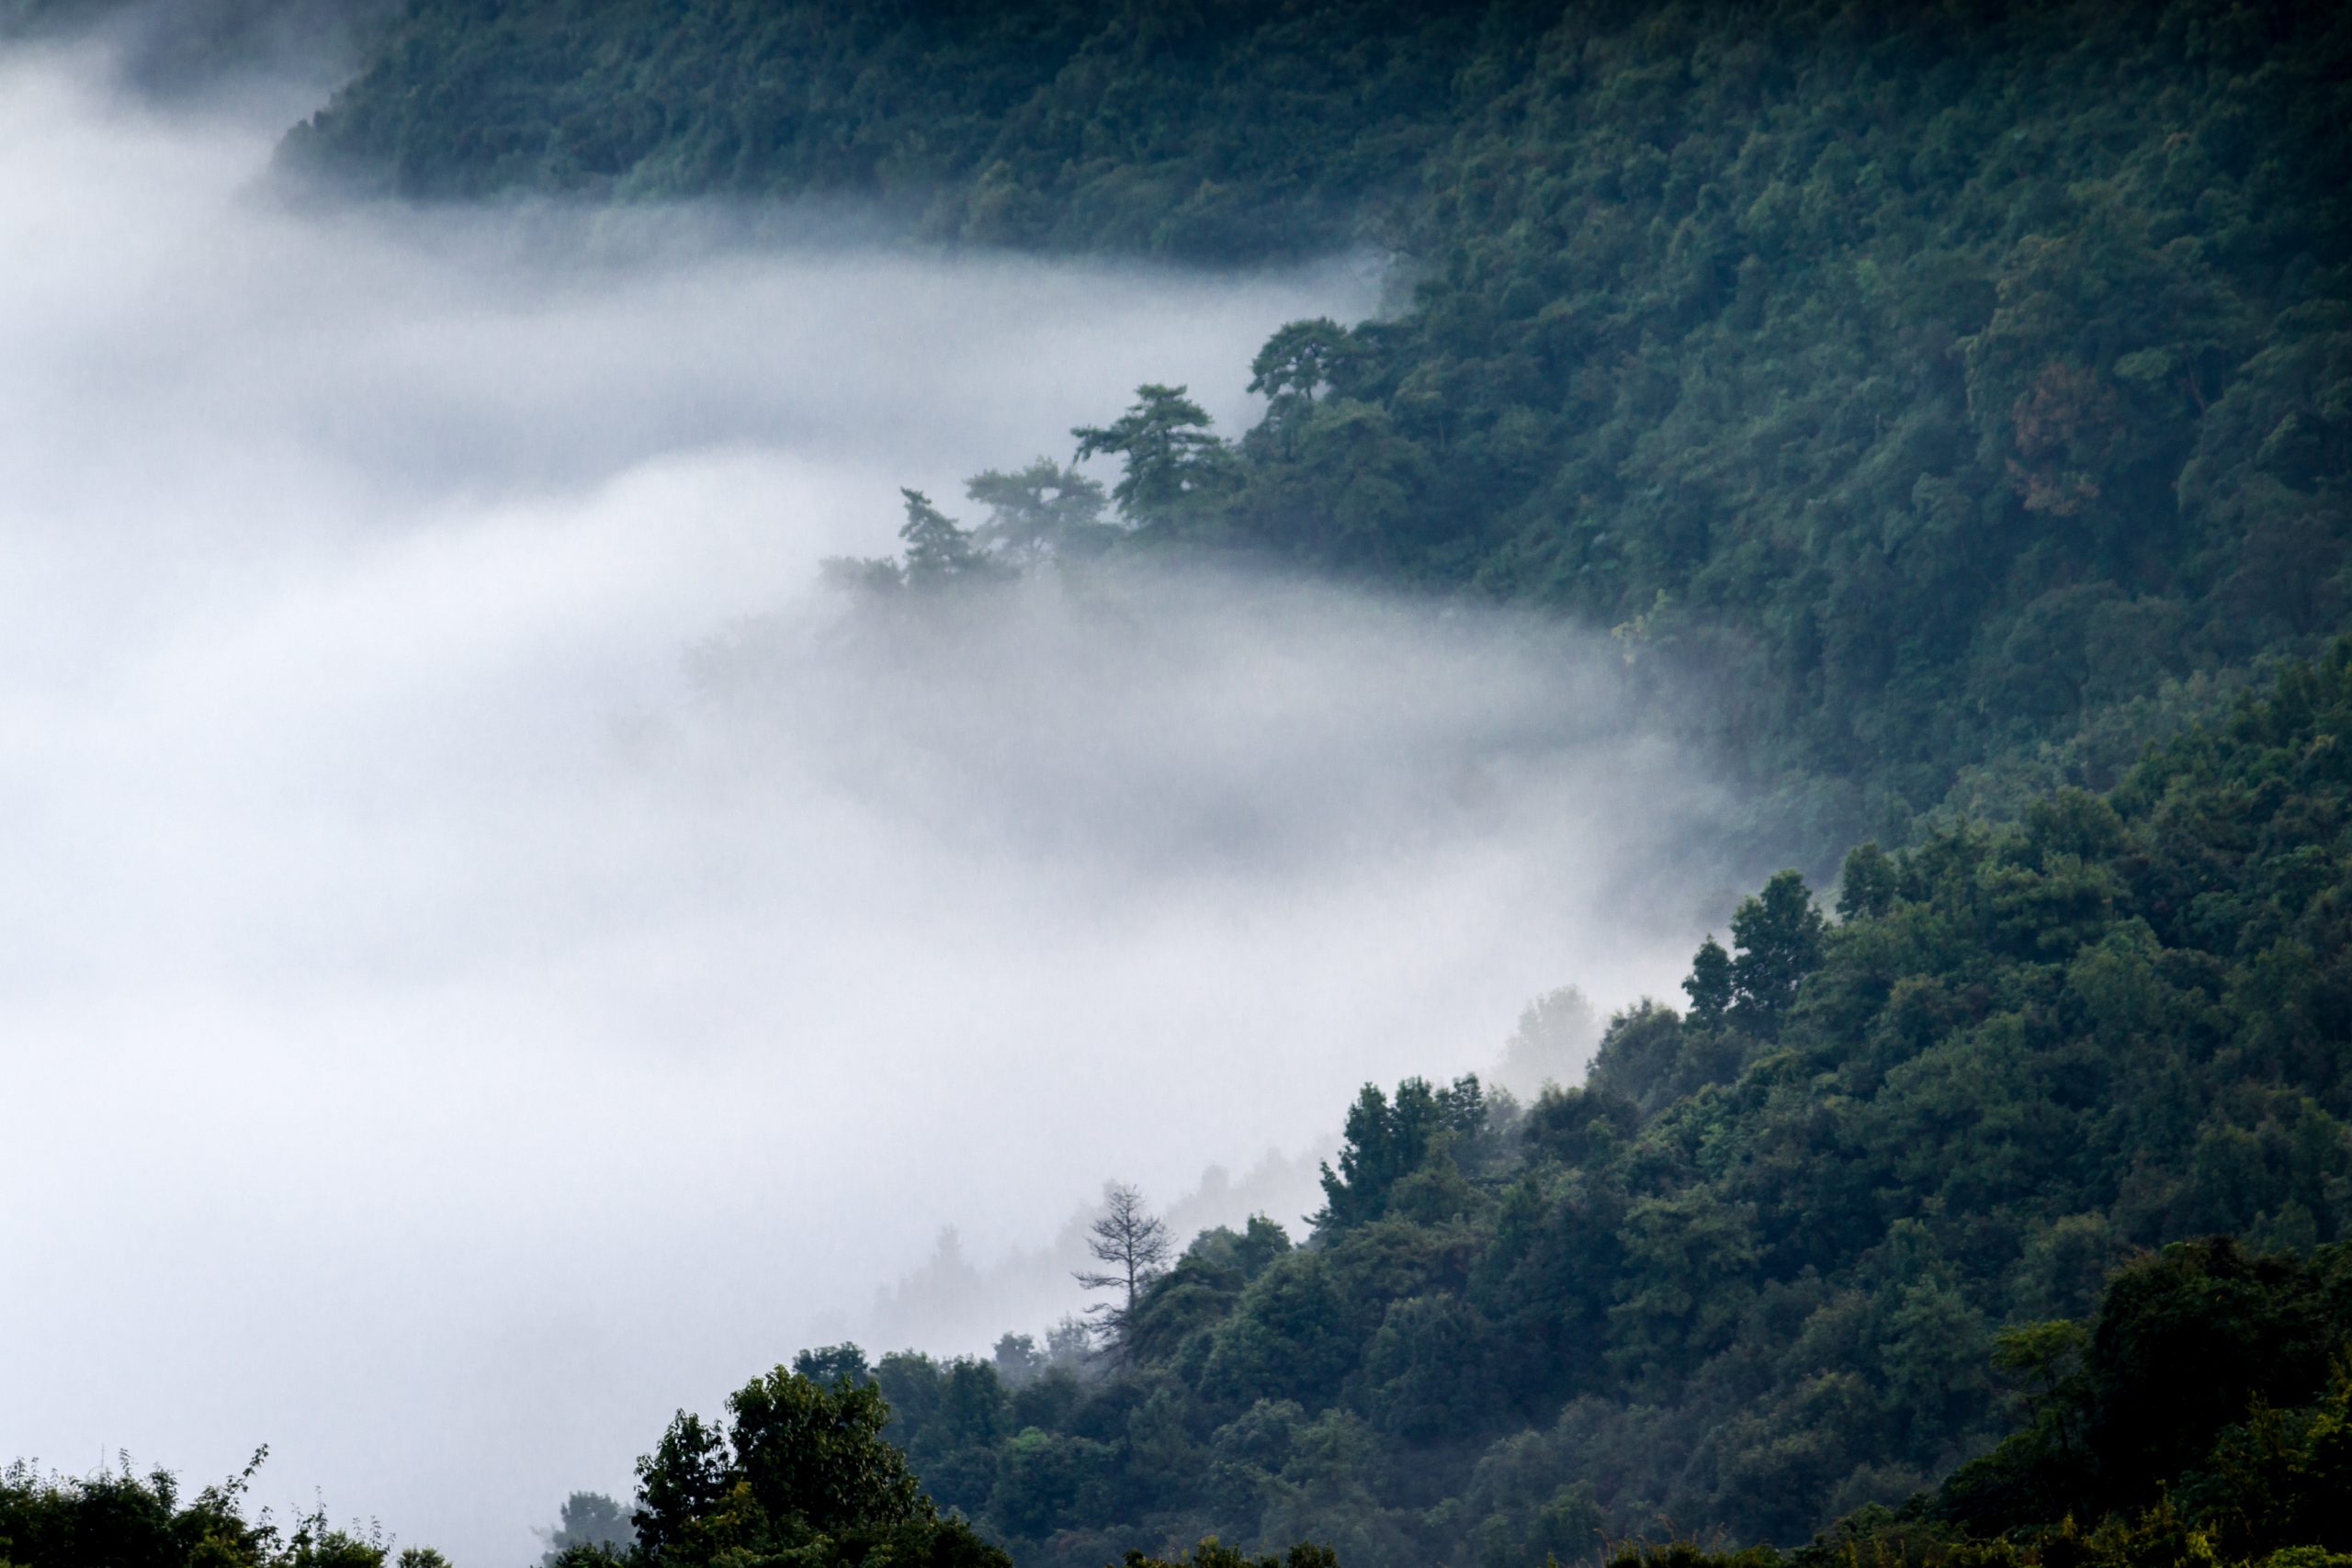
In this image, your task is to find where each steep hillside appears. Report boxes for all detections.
[287,0,2352,855]
[839,639,2352,1563]
[1603,1237,2352,1566]
[16,6,2352,1564]
[277,0,1487,255]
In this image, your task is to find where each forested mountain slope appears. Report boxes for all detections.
[821,639,2352,1564]
[287,0,2352,855]
[601,1238,2352,1568]
[277,0,1486,254]
[10,8,2352,1562]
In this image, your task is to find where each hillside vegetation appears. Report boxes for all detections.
[515,1228,2352,1568]
[20,5,2352,1562]
[0,1453,452,1568]
[715,639,2352,1563]
[288,0,2352,855]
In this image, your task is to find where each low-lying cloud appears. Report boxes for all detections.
[0,39,1736,1566]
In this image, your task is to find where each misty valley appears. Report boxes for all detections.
[3,3,2349,1568]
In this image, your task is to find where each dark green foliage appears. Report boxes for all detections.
[0,1450,446,1568]
[1249,321,1355,406]
[291,0,2352,863]
[1586,998,1705,1115]
[281,0,1484,257]
[1315,1075,1487,1232]
[967,459,1114,565]
[1594,1239,2352,1564]
[1937,1237,2352,1552]
[797,1344,878,1391]
[1119,1543,1338,1568]
[626,1366,1012,1568]
[1128,1219,1295,1368]
[1727,871,1827,1039]
[822,488,1014,595]
[898,489,989,589]
[1072,386,1237,532]
[1682,937,1733,1033]
[167,6,2352,1555]
[848,644,2352,1565]
[1521,1084,1638,1173]
[1838,843,1899,923]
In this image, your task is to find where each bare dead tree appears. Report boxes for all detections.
[1073,1180,1170,1351]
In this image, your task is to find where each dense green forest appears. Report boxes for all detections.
[0,1450,453,1568]
[287,0,2352,859]
[1591,1242,2352,1565]
[538,1234,2352,1568]
[24,1235,2352,1568]
[15,3,2352,1563]
[728,640,2352,1565]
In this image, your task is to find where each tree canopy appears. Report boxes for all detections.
[834,639,2352,1566]
[580,1366,1010,1568]
[28,5,2352,1562]
[288,0,2352,863]
[0,1450,450,1568]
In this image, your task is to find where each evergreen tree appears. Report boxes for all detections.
[897,488,988,588]
[965,457,1112,562]
[1681,936,1733,1032]
[1837,842,1898,921]
[1072,385,1234,528]
[1727,871,1825,1038]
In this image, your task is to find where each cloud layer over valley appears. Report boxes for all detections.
[0,40,1737,1565]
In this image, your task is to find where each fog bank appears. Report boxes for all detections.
[0,41,1732,1566]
